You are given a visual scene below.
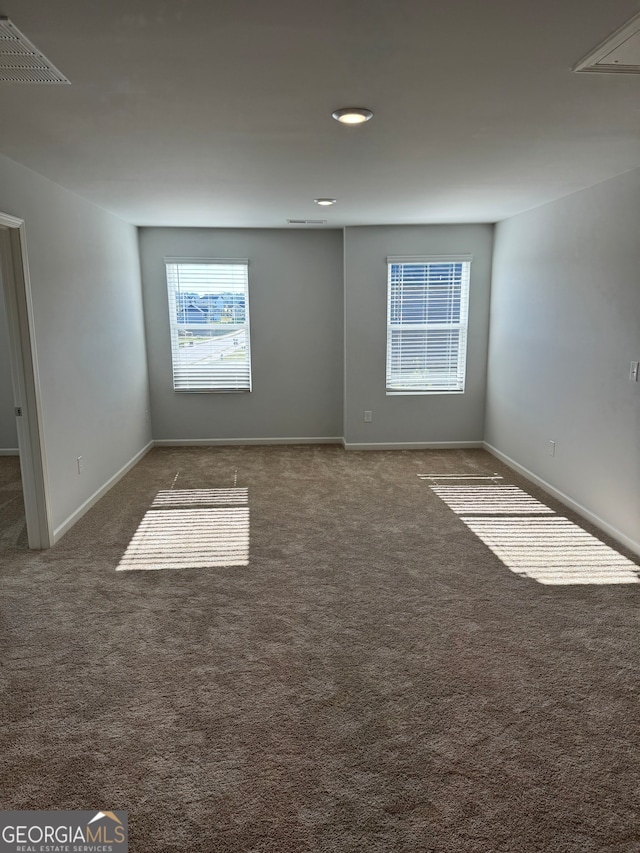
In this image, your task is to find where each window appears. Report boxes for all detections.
[386,255,471,394]
[165,258,252,392]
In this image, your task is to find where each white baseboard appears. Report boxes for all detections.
[0,447,19,456]
[154,438,483,451]
[484,442,640,558]
[53,441,154,544]
[153,437,343,447]
[343,440,484,451]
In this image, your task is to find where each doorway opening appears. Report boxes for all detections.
[0,215,52,548]
[0,281,26,548]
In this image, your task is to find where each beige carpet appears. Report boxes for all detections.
[0,455,27,551]
[1,446,639,852]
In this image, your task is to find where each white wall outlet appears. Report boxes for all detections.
[364,411,372,422]
[77,456,83,474]
[630,361,639,382]
[548,440,555,457]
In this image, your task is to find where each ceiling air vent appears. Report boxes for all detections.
[574,11,640,73]
[287,219,327,225]
[0,17,70,83]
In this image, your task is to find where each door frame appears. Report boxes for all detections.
[0,212,53,548]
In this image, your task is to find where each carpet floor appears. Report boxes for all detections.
[1,446,639,852]
[0,455,28,552]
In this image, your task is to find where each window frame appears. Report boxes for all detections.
[385,254,472,395]
[164,257,252,393]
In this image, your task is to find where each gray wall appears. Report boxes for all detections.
[0,153,151,532]
[0,286,18,450]
[139,228,344,441]
[486,170,640,551]
[343,224,494,446]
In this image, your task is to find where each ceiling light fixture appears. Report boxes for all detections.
[314,198,337,206]
[331,107,373,125]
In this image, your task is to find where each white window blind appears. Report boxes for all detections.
[165,259,252,392]
[386,255,471,393]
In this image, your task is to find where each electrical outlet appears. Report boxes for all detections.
[364,411,372,422]
[77,456,83,474]
[548,440,555,457]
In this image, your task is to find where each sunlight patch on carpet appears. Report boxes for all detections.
[461,517,640,585]
[430,485,554,515]
[152,488,248,507]
[118,487,249,571]
[425,480,639,586]
[418,474,503,481]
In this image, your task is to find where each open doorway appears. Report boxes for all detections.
[0,266,28,554]
[0,271,26,548]
[0,214,53,549]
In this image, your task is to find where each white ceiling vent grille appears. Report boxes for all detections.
[287,219,327,225]
[574,11,640,74]
[0,17,69,83]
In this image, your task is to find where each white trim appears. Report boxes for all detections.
[0,216,54,548]
[52,441,154,544]
[154,438,483,450]
[165,259,252,392]
[154,437,343,447]
[0,448,20,456]
[386,254,473,264]
[343,227,348,449]
[385,258,471,394]
[483,442,640,558]
[0,212,23,228]
[343,440,483,451]
[386,390,465,396]
[164,257,249,265]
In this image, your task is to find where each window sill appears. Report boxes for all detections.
[385,390,465,396]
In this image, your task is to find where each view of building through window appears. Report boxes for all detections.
[165,261,252,392]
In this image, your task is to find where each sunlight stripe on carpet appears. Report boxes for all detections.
[152,487,248,507]
[461,517,639,585]
[430,485,554,515]
[118,485,250,571]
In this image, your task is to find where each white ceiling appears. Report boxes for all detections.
[1,0,640,227]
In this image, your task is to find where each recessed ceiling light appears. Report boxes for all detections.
[314,198,337,206]
[332,107,373,125]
